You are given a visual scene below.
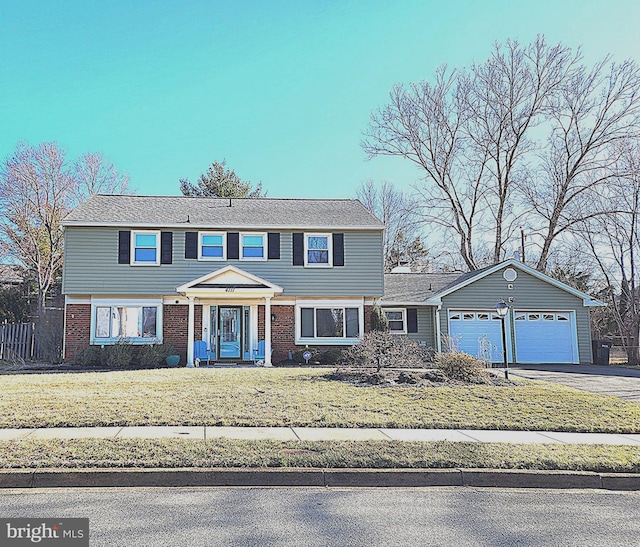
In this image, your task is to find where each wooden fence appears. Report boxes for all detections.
[0,322,46,362]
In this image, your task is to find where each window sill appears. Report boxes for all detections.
[91,338,162,346]
[295,338,359,346]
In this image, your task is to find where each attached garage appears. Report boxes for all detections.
[382,259,604,365]
[513,311,577,364]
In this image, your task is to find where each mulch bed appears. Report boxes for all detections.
[328,367,514,387]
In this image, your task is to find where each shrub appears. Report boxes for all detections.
[72,345,102,366]
[344,331,431,371]
[370,303,389,332]
[137,343,172,367]
[434,351,489,382]
[103,339,134,367]
[319,348,344,365]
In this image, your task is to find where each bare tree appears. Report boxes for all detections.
[363,67,483,269]
[0,142,132,314]
[525,59,640,271]
[356,180,428,271]
[0,143,72,312]
[574,142,640,364]
[72,152,130,202]
[363,37,588,270]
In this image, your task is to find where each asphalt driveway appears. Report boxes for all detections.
[510,364,640,402]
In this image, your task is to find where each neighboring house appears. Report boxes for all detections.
[381,259,604,364]
[61,195,385,366]
[0,264,26,288]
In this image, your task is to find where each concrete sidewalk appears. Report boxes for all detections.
[2,425,640,445]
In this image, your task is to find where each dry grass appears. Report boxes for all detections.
[1,438,639,473]
[1,368,640,433]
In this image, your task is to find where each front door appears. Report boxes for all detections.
[219,306,242,359]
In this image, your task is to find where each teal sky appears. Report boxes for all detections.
[2,0,639,198]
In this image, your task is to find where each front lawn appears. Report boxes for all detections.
[2,368,640,433]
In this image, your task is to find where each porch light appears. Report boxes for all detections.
[495,300,509,379]
[271,313,277,322]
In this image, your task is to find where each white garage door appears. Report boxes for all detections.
[448,311,506,363]
[514,311,576,364]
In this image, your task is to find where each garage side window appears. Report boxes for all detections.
[383,309,406,334]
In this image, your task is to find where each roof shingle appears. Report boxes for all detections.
[62,195,384,230]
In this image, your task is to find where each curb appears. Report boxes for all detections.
[1,468,640,490]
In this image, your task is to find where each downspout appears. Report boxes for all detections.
[435,304,442,353]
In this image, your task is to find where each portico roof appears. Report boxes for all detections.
[176,265,283,299]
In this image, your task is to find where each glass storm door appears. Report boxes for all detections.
[219,306,242,359]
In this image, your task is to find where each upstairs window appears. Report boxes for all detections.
[241,233,266,260]
[304,233,332,267]
[131,231,160,265]
[199,232,226,260]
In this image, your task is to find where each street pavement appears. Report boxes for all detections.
[510,364,640,401]
[2,487,640,546]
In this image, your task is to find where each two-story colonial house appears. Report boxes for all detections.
[63,194,602,366]
[62,195,385,366]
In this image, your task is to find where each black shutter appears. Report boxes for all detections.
[118,230,131,264]
[160,232,173,264]
[268,233,280,260]
[185,232,197,259]
[293,233,304,265]
[333,233,344,266]
[227,232,239,259]
[407,308,418,333]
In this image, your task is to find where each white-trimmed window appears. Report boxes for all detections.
[384,308,407,334]
[199,231,226,260]
[91,299,162,344]
[240,232,267,261]
[296,301,363,344]
[131,230,160,265]
[304,233,332,267]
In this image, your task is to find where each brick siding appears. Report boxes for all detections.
[163,304,202,364]
[64,302,370,365]
[64,304,91,362]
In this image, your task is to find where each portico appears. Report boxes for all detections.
[176,265,283,367]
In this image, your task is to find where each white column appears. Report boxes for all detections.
[186,296,195,367]
[264,296,272,367]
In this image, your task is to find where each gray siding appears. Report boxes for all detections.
[63,227,384,297]
[381,306,437,348]
[414,307,436,348]
[438,267,593,363]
